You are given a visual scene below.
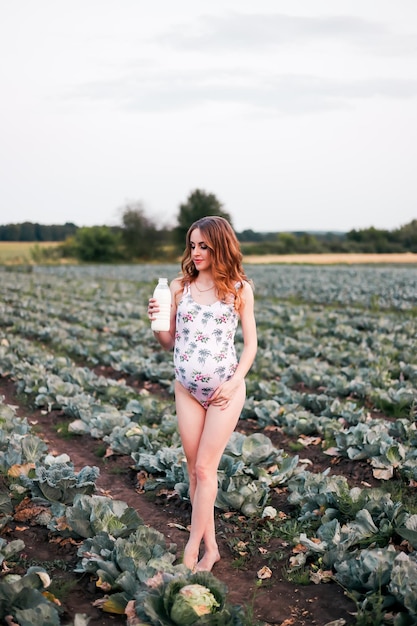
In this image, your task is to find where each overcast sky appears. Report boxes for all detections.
[1,1,416,233]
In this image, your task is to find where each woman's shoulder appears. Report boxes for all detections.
[170,276,183,289]
[239,280,255,307]
[237,279,253,292]
[171,276,186,305]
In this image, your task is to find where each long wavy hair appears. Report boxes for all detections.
[179,216,249,311]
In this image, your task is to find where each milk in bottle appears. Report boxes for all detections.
[151,278,171,332]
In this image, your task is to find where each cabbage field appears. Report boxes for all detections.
[0,262,417,626]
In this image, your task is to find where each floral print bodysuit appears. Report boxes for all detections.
[174,284,239,408]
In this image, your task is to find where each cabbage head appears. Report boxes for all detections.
[136,570,245,625]
[170,583,220,624]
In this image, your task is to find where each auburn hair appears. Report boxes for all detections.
[179,216,249,311]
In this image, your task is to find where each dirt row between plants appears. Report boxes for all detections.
[0,373,358,626]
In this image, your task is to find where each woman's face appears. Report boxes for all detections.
[190,227,212,271]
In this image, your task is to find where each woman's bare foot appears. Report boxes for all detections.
[195,549,221,572]
[182,546,199,572]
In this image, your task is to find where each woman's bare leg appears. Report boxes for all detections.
[175,382,206,569]
[175,380,246,571]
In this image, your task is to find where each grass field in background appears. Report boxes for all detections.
[1,242,416,265]
[244,252,417,264]
[0,241,61,263]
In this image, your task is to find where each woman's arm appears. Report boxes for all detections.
[233,280,257,380]
[148,278,180,351]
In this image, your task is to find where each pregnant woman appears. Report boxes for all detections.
[148,215,257,572]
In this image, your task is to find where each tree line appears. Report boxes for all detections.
[238,222,417,255]
[1,189,416,262]
[0,222,78,242]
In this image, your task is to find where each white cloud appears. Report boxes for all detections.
[0,1,416,232]
[160,12,392,51]
[73,68,417,116]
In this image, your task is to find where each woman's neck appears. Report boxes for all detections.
[194,270,214,286]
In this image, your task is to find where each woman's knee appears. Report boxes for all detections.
[195,460,217,484]
[187,463,197,483]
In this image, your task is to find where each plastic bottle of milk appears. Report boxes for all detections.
[151,277,171,332]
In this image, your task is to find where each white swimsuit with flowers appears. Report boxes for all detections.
[174,284,239,408]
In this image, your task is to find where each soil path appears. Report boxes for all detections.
[0,376,356,625]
